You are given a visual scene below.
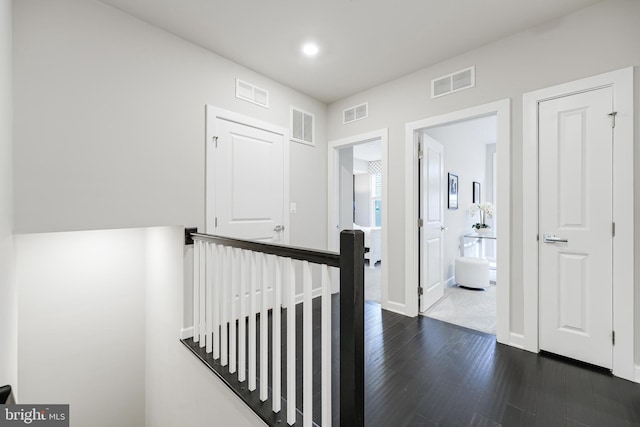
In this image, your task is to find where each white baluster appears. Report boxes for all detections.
[321,265,332,427]
[302,261,312,427]
[221,246,229,367]
[248,250,257,391]
[212,244,221,360]
[238,249,247,382]
[260,253,269,401]
[199,240,206,346]
[286,258,296,425]
[206,242,213,354]
[193,239,200,343]
[272,256,282,413]
[229,247,238,374]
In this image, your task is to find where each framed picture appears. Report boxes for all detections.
[448,173,458,209]
[473,181,481,203]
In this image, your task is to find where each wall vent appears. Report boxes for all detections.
[290,106,314,145]
[343,102,368,124]
[431,66,475,98]
[235,78,269,108]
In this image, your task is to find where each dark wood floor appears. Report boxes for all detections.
[183,299,640,427]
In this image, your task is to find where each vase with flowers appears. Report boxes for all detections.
[470,202,494,235]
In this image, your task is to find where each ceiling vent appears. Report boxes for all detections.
[290,106,314,146]
[236,78,269,108]
[343,102,368,124]
[431,66,475,98]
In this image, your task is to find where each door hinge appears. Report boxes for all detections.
[212,136,219,147]
[612,222,616,237]
[418,149,424,160]
[418,218,424,228]
[612,330,615,346]
[608,112,617,128]
[215,217,218,228]
[418,287,423,296]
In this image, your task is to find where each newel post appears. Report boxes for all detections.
[339,230,365,427]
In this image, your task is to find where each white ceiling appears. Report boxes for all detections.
[97,0,600,103]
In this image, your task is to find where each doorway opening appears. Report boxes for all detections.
[405,100,511,345]
[328,129,388,305]
[419,114,498,335]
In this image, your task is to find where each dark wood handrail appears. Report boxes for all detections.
[0,385,12,404]
[190,232,341,268]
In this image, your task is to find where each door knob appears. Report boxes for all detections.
[274,225,285,232]
[543,233,568,244]
[441,226,448,231]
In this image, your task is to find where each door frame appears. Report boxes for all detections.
[405,99,511,345]
[328,129,388,300]
[205,105,290,243]
[522,67,635,381]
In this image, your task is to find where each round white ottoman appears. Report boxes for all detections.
[455,257,490,289]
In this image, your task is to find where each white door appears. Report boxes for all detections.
[538,87,613,368]
[419,137,445,312]
[206,107,286,243]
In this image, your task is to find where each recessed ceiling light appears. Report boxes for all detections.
[302,43,319,56]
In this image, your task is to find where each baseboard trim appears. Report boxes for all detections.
[382,301,407,316]
[445,276,456,287]
[180,327,194,340]
[509,332,525,349]
[634,365,640,384]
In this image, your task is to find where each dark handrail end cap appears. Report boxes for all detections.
[185,227,198,245]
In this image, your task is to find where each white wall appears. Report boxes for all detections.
[0,0,16,397]
[326,0,640,360]
[15,227,266,427]
[339,147,354,230]
[16,229,147,426]
[353,158,369,174]
[13,0,327,251]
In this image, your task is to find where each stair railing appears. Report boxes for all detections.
[184,229,364,427]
